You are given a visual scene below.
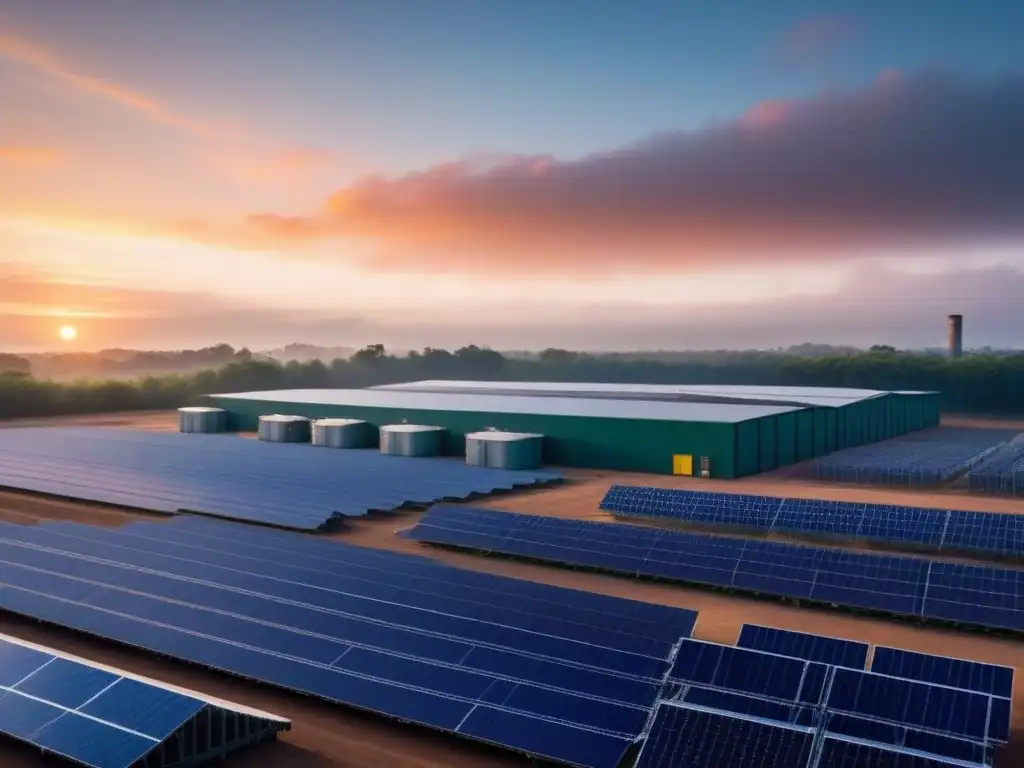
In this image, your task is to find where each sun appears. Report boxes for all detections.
[59,325,78,342]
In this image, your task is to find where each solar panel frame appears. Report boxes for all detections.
[825,667,1006,744]
[815,733,986,767]
[736,624,869,669]
[870,646,1015,701]
[634,702,817,768]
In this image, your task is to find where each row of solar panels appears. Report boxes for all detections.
[0,427,560,530]
[810,431,1009,486]
[638,703,972,768]
[968,436,1024,497]
[0,514,701,768]
[635,622,1016,767]
[0,633,289,768]
[404,505,1023,632]
[647,636,1012,767]
[600,486,1024,558]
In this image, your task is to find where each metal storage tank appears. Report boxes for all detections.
[311,418,370,448]
[178,406,227,434]
[258,414,311,443]
[465,431,544,470]
[379,424,443,457]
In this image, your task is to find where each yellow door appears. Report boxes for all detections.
[672,454,693,476]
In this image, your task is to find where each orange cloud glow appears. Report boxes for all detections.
[197,71,1024,277]
[0,146,62,166]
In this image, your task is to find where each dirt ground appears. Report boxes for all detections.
[0,410,1022,766]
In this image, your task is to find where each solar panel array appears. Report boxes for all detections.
[968,435,1024,497]
[638,633,1013,768]
[0,427,561,531]
[600,486,1024,559]
[0,633,289,768]
[0,515,699,768]
[810,428,1010,487]
[404,505,1024,632]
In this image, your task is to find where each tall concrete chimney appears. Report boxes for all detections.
[947,314,963,358]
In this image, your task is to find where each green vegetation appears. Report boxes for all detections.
[1,345,1022,420]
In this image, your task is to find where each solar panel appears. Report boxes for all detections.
[816,734,984,767]
[405,506,1023,634]
[822,713,992,765]
[737,625,869,669]
[0,427,561,531]
[635,702,816,768]
[600,485,1023,558]
[825,667,1005,744]
[0,517,686,767]
[870,647,1015,700]
[667,639,829,706]
[923,561,1023,632]
[0,633,288,768]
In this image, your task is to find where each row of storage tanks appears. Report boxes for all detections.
[178,407,543,470]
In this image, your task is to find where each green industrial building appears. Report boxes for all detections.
[205,383,940,479]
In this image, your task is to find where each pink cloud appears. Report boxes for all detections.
[209,71,1024,277]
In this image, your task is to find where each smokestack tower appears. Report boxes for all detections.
[947,314,963,359]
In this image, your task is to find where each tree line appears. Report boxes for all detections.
[1,344,1022,420]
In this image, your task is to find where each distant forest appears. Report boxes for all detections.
[1,342,1022,419]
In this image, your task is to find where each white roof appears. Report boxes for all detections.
[210,389,803,423]
[259,414,309,423]
[466,431,544,441]
[374,380,897,407]
[178,406,225,413]
[380,423,444,432]
[313,418,366,426]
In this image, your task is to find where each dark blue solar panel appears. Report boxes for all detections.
[635,703,816,768]
[816,735,979,767]
[0,519,683,680]
[407,505,1021,634]
[0,640,52,686]
[0,693,63,740]
[0,634,237,768]
[32,713,158,768]
[0,517,685,767]
[870,647,1015,699]
[737,625,869,669]
[0,427,561,531]
[667,640,828,706]
[822,713,991,765]
[88,515,697,644]
[826,668,1002,744]
[672,687,818,727]
[601,485,1020,558]
[923,561,1023,632]
[458,707,632,768]
[14,657,120,709]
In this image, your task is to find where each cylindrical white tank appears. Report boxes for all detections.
[465,431,544,470]
[258,414,311,443]
[379,424,443,457]
[178,406,227,434]
[311,418,370,448]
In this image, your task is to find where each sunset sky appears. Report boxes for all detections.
[2,0,1023,352]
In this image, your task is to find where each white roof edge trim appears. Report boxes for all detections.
[0,631,291,723]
